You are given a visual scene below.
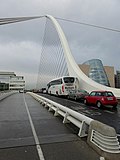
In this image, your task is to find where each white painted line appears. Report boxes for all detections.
[23,93,45,160]
[100,157,105,160]
[104,110,114,114]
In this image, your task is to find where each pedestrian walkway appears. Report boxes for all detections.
[0,93,100,160]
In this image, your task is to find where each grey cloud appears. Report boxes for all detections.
[0,41,41,73]
[0,0,120,88]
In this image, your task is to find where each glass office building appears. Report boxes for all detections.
[83,59,110,86]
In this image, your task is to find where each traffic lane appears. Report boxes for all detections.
[0,93,35,148]
[25,94,99,160]
[38,93,120,134]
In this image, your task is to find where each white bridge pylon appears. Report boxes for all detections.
[46,15,120,98]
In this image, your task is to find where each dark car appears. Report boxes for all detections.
[68,89,89,101]
[39,88,47,93]
[84,91,118,109]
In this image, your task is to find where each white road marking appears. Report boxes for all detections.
[104,110,114,114]
[23,94,45,160]
[100,157,105,160]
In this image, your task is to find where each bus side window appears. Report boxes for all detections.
[60,79,63,84]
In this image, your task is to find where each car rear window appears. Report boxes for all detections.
[95,92,114,96]
[105,92,114,96]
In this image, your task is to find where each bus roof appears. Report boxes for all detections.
[47,76,76,83]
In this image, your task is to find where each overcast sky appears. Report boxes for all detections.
[0,0,120,89]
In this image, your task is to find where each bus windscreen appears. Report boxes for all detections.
[63,77,75,83]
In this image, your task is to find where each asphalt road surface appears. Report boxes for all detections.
[0,93,100,160]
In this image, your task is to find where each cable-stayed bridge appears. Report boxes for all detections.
[0,15,120,98]
[0,16,120,160]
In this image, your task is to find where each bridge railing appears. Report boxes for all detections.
[28,92,120,159]
[28,92,93,137]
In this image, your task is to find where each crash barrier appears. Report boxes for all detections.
[87,121,120,159]
[28,92,120,160]
[0,90,18,101]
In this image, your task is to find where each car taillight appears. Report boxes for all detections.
[101,98,104,101]
[101,97,105,101]
[104,97,108,101]
[62,85,64,92]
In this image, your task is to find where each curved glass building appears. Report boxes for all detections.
[83,59,110,86]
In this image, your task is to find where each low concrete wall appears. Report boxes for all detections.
[0,91,17,101]
[87,120,120,160]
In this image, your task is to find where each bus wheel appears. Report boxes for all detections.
[56,91,58,96]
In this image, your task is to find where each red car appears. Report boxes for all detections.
[84,91,118,109]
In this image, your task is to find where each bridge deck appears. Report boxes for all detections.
[0,93,99,160]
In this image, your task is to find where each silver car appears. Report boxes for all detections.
[68,89,89,101]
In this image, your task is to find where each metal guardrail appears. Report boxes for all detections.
[28,92,93,137]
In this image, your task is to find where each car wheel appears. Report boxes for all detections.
[68,95,70,99]
[84,99,88,105]
[113,105,117,110]
[74,96,77,101]
[96,101,102,108]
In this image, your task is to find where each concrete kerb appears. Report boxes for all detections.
[0,91,18,101]
[87,120,120,160]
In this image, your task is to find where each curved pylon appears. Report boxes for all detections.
[46,15,120,98]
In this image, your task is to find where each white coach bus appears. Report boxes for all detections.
[47,76,79,96]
